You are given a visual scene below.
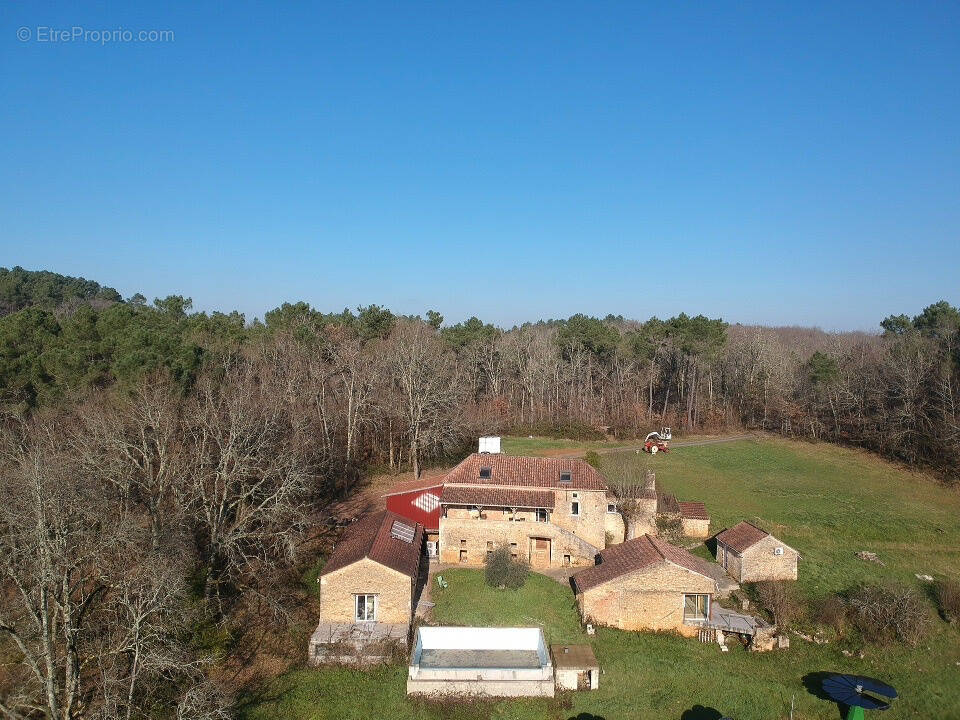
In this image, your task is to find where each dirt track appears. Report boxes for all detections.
[546,433,757,458]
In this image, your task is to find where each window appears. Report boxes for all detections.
[535,508,549,522]
[355,594,377,622]
[559,471,572,484]
[683,594,709,622]
[571,501,580,516]
[479,466,492,479]
[459,549,467,563]
[607,503,617,514]
[460,539,467,546]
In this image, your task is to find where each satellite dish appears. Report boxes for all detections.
[821,674,897,719]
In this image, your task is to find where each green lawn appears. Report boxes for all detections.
[431,569,586,645]
[500,435,622,456]
[241,438,960,720]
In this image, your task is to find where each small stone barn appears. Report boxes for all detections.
[310,510,424,664]
[714,521,799,582]
[551,644,599,690]
[571,534,717,637]
[678,502,710,539]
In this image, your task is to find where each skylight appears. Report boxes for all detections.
[479,466,492,479]
[390,520,416,543]
[559,471,572,484]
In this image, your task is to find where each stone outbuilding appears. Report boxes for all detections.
[571,534,717,637]
[310,510,424,664]
[678,502,711,539]
[714,521,799,582]
[551,644,599,690]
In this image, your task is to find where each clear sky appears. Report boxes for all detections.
[2,2,958,330]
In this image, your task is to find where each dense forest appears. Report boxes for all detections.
[0,265,957,718]
[2,266,958,477]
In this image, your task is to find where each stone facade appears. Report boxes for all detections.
[439,487,612,567]
[717,534,799,582]
[319,557,416,624]
[576,561,715,637]
[681,517,710,539]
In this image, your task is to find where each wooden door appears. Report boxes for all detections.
[530,537,551,567]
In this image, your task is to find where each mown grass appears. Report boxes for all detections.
[240,438,960,720]
[500,435,623,456]
[431,569,585,645]
[597,438,960,599]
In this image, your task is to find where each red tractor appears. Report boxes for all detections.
[643,427,672,454]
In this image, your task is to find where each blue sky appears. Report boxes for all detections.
[2,2,958,330]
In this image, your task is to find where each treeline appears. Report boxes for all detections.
[1,266,957,478]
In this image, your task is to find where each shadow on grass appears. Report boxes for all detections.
[680,705,723,720]
[568,714,606,720]
[801,672,847,720]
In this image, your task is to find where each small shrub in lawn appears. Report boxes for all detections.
[933,577,960,622]
[847,583,931,646]
[484,545,529,589]
[751,581,802,629]
[816,594,848,636]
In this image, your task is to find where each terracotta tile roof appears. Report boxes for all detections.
[382,476,445,497]
[444,453,608,491]
[321,510,423,578]
[678,501,710,521]
[715,521,769,553]
[571,534,714,593]
[550,644,598,669]
[440,485,555,509]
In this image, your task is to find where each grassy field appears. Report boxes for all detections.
[500,435,624,456]
[240,438,960,720]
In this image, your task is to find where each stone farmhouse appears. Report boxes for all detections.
[309,510,424,663]
[714,521,799,582]
[571,534,717,637]
[437,453,624,567]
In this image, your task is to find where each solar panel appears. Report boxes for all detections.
[391,520,416,543]
[821,674,897,710]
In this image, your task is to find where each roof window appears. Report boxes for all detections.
[479,466,492,479]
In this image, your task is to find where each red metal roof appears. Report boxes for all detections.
[321,510,424,578]
[382,476,445,497]
[443,453,608,491]
[440,485,555,509]
[715,521,769,553]
[678,501,710,521]
[572,534,714,593]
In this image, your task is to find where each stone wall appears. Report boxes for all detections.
[438,488,609,566]
[319,558,415,624]
[716,542,743,581]
[623,497,658,539]
[439,516,599,567]
[604,508,625,545]
[681,517,710,539]
[740,535,799,582]
[577,561,715,636]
